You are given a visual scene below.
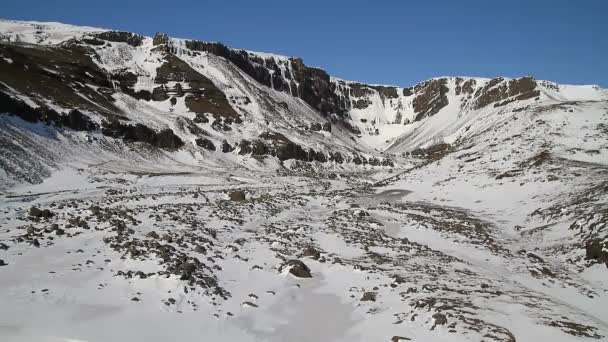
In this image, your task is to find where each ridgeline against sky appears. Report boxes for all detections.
[2,0,607,87]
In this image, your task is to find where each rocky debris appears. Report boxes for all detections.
[29,206,53,218]
[241,301,258,308]
[229,191,246,202]
[195,138,216,151]
[360,291,377,302]
[410,143,451,160]
[101,120,184,149]
[279,260,312,278]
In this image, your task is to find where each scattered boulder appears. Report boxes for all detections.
[229,191,246,202]
[29,206,53,218]
[360,291,377,302]
[585,239,608,264]
[391,337,411,342]
[432,313,448,326]
[195,138,216,151]
[0,259,7,266]
[221,141,234,153]
[302,246,321,260]
[279,260,312,278]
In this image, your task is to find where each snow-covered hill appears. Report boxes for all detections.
[1,19,607,342]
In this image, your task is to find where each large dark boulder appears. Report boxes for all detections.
[586,239,608,264]
[279,260,312,278]
[221,141,234,153]
[195,138,216,151]
[29,206,53,218]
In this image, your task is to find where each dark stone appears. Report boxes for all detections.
[221,141,234,153]
[0,259,7,266]
[432,313,448,325]
[391,336,412,342]
[302,246,321,260]
[29,206,53,218]
[280,260,312,278]
[585,239,608,263]
[195,138,216,151]
[360,292,377,302]
[229,191,246,201]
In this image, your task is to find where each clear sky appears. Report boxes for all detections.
[2,0,607,87]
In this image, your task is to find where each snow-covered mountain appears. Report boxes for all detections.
[1,19,607,342]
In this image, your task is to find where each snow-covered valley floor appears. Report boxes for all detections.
[1,160,607,342]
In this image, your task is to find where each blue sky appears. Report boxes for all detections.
[3,0,607,87]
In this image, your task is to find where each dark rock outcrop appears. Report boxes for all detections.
[413,78,449,121]
[94,31,144,47]
[101,120,184,149]
[474,76,539,109]
[184,40,347,118]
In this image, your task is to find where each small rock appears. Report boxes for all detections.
[229,191,246,202]
[146,231,160,239]
[0,259,7,266]
[26,226,36,235]
[302,246,321,260]
[391,336,411,342]
[360,291,377,302]
[131,297,140,302]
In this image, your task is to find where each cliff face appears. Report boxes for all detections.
[0,20,606,169]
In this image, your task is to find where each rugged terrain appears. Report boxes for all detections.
[0,20,607,342]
